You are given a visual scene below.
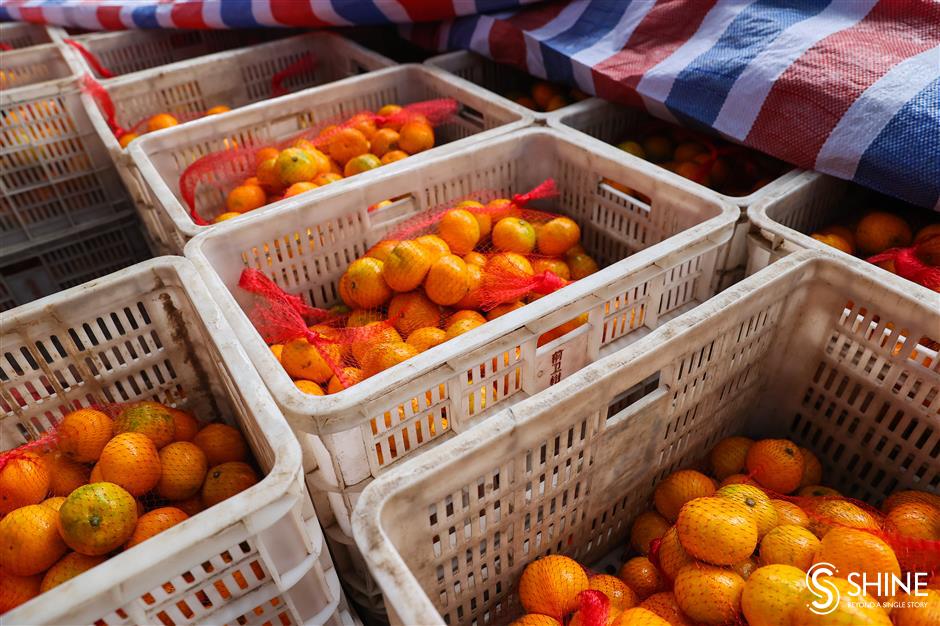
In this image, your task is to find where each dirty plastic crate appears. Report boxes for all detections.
[185,126,737,614]
[426,50,586,118]
[549,98,801,289]
[0,22,60,50]
[129,63,532,253]
[0,43,74,91]
[0,257,354,626]
[351,249,940,626]
[62,29,282,79]
[1,76,137,254]
[0,213,152,312]
[83,32,393,189]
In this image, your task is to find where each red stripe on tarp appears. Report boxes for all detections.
[591,0,718,109]
[19,6,47,24]
[170,1,208,29]
[746,0,940,168]
[96,5,125,30]
[269,0,330,27]
[400,0,456,23]
[408,22,442,51]
[489,0,569,71]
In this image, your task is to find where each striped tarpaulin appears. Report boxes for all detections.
[3,0,938,209]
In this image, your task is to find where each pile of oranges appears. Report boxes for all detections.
[509,80,589,113]
[510,436,940,626]
[267,201,599,396]
[216,104,437,223]
[117,105,231,148]
[0,401,259,614]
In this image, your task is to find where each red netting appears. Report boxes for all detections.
[0,400,262,613]
[270,52,318,97]
[63,39,115,79]
[177,98,458,225]
[868,234,940,291]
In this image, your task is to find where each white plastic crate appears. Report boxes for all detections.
[426,51,585,118]
[81,32,393,202]
[0,43,74,91]
[62,29,280,79]
[0,257,353,626]
[0,22,60,50]
[185,126,737,611]
[0,213,151,312]
[129,63,533,253]
[1,77,136,253]
[351,249,940,626]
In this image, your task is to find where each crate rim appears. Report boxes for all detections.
[546,97,804,208]
[184,125,739,436]
[2,256,306,625]
[349,247,940,626]
[0,45,76,102]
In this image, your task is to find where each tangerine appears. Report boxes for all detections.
[284,181,318,198]
[98,433,161,496]
[398,121,434,154]
[789,576,891,625]
[45,452,89,497]
[892,589,940,626]
[0,504,68,576]
[361,342,418,377]
[345,257,392,308]
[314,171,343,186]
[531,82,561,109]
[0,568,41,612]
[811,233,854,255]
[40,552,106,592]
[492,217,536,254]
[327,127,369,165]
[532,258,571,281]
[42,496,66,512]
[125,507,189,549]
[813,527,900,600]
[804,498,878,537]
[384,241,433,292]
[745,439,804,494]
[673,564,744,625]
[255,158,282,191]
[191,423,249,467]
[518,555,589,620]
[280,338,342,384]
[118,132,138,148]
[638,592,696,626]
[0,451,50,514]
[657,527,694,581]
[114,401,175,449]
[612,608,670,626]
[568,253,599,279]
[770,499,809,527]
[344,153,382,177]
[463,251,487,267]
[350,323,402,365]
[676,497,759,566]
[156,442,208,501]
[759,525,819,570]
[590,574,638,611]
[885,502,940,540]
[387,292,441,336]
[415,234,451,262]
[715,484,778,537]
[214,212,241,223]
[295,380,325,395]
[455,263,484,310]
[370,128,399,157]
[425,254,470,306]
[618,557,666,600]
[365,240,399,264]
[57,408,112,463]
[799,447,823,487]
[327,367,365,394]
[709,436,753,480]
[225,184,267,213]
[438,209,481,256]
[168,408,199,442]
[445,318,484,340]
[882,490,940,512]
[381,150,408,164]
[630,510,671,555]
[407,327,448,353]
[740,564,807,626]
[510,616,562,626]
[486,300,526,320]
[275,148,318,186]
[202,462,259,507]
[147,113,178,132]
[855,211,913,255]
[538,217,580,256]
[653,469,716,522]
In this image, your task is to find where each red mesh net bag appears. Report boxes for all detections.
[0,401,260,614]
[868,234,940,292]
[177,98,458,225]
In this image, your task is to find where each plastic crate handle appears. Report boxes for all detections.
[606,384,670,429]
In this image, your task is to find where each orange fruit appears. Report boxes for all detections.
[98,433,161,496]
[156,442,208,501]
[125,507,189,549]
[673,564,744,625]
[168,408,199,443]
[518,555,588,620]
[147,113,179,132]
[369,128,399,157]
[463,251,487,266]
[438,209,481,256]
[205,105,230,116]
[377,103,402,119]
[893,589,940,626]
[487,251,533,277]
[57,408,113,462]
[275,148,318,186]
[283,181,318,198]
[618,557,666,600]
[819,224,857,248]
[327,127,370,165]
[885,502,940,540]
[114,401,175,449]
[0,568,41,613]
[384,241,433,292]
[804,498,878,538]
[798,485,841,498]
[531,82,560,109]
[398,121,434,154]
[798,447,823,487]
[486,300,525,320]
[45,451,90,497]
[40,552,106,592]
[42,496,66,512]
[638,592,696,626]
[630,510,671,555]
[492,217,536,254]
[191,423,248,467]
[759,525,819,570]
[0,504,68,576]
[590,574,638,611]
[314,171,343,186]
[445,310,486,328]
[709,436,753,480]
[914,223,940,242]
[740,564,807,626]
[0,451,50,514]
[350,322,402,365]
[256,147,279,162]
[118,132,139,148]
[213,211,241,223]
[89,463,102,483]
[612,607,671,626]
[344,153,382,177]
[545,95,568,112]
[295,380,325,395]
[256,158,282,191]
[281,338,342,384]
[770,499,809,527]
[676,497,759,566]
[653,469,716,522]
[344,257,392,308]
[381,150,408,164]
[882,490,940,512]
[361,341,418,377]
[813,527,900,600]
[538,217,580,256]
[531,258,571,281]
[415,234,451,262]
[510,616,563,626]
[567,253,599,280]
[406,327,448,353]
[455,263,484,310]
[745,439,804,494]
[657,527,694,581]
[855,211,913,255]
[811,232,854,255]
[327,367,365,394]
[346,309,384,328]
[225,184,267,213]
[457,200,491,237]
[733,557,758,580]
[445,317,484,340]
[715,484,778,537]
[425,254,470,306]
[365,239,399,264]
[387,292,441,336]
[789,576,891,626]
[202,462,259,507]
